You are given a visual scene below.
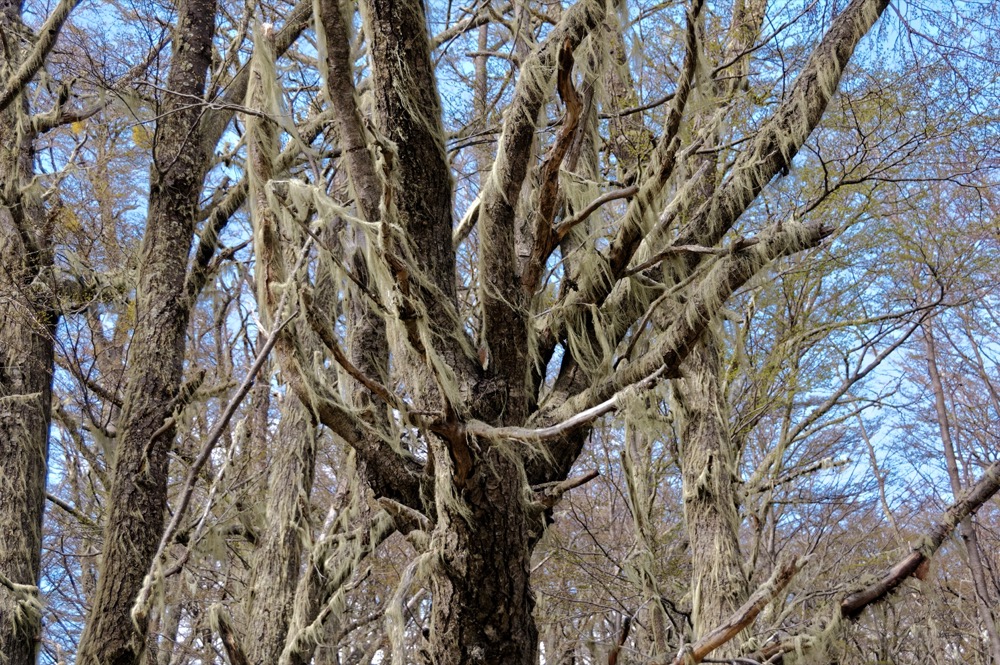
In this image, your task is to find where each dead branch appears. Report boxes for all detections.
[672,556,809,665]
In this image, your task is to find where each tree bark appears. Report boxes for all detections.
[0,1,56,662]
[243,395,317,665]
[673,333,748,652]
[75,0,217,661]
[427,448,538,665]
[665,0,769,648]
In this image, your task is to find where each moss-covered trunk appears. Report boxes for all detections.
[674,335,748,651]
[74,0,217,661]
[242,395,317,665]
[0,1,56,661]
[356,0,543,656]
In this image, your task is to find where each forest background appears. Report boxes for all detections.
[2,0,1000,663]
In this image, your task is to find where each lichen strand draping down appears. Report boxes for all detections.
[152,0,888,660]
[15,0,1000,661]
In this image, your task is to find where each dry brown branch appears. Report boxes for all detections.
[841,459,1000,618]
[672,556,809,665]
[522,37,585,294]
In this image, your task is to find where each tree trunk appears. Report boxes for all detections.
[356,0,545,656]
[243,395,317,665]
[663,0,770,645]
[0,1,56,662]
[428,449,537,665]
[673,334,748,652]
[75,0,217,661]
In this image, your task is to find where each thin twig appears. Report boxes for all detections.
[536,469,600,508]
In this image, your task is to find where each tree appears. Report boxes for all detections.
[3,0,1000,663]
[1,0,76,660]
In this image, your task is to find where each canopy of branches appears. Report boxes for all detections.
[1,0,999,663]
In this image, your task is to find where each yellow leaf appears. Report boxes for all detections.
[71,120,85,135]
[131,125,152,149]
[60,208,81,232]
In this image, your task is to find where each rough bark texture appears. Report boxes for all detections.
[362,0,456,305]
[674,335,748,650]
[74,0,217,661]
[359,0,543,660]
[428,449,538,665]
[318,0,407,503]
[243,396,318,665]
[0,5,56,664]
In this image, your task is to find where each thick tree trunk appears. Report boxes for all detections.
[75,0,217,661]
[428,450,537,665]
[0,2,56,662]
[357,0,544,656]
[673,334,748,652]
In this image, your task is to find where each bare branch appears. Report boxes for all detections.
[673,556,810,665]
[131,310,296,625]
[534,468,600,508]
[468,364,669,442]
[552,185,638,241]
[841,458,1000,618]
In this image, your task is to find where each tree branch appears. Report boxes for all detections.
[841,458,1000,618]
[673,556,809,665]
[0,0,82,114]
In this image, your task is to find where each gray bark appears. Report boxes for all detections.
[427,448,538,665]
[0,1,56,662]
[75,0,218,660]
[256,0,891,662]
